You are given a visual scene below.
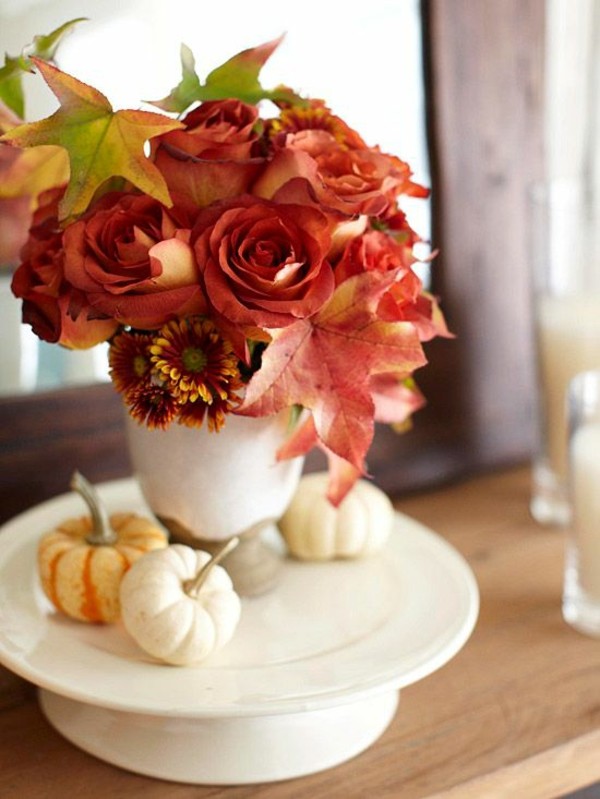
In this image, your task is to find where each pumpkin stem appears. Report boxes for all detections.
[184,536,239,597]
[70,471,118,546]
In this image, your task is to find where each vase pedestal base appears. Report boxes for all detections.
[39,688,399,785]
[162,519,283,597]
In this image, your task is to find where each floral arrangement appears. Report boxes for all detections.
[1,23,450,502]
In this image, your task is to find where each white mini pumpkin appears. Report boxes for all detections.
[278,472,395,561]
[119,542,241,665]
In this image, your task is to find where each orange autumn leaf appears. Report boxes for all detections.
[240,271,427,473]
[0,145,68,206]
[1,58,183,221]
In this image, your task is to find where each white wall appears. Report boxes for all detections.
[0,0,430,238]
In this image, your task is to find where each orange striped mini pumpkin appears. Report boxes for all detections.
[38,472,167,623]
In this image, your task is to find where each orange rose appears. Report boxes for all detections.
[192,196,335,329]
[153,99,265,209]
[62,193,205,329]
[378,288,451,342]
[163,99,260,159]
[334,228,450,342]
[255,130,426,218]
[334,228,420,285]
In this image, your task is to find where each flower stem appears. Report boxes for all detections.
[184,537,239,597]
[70,470,118,546]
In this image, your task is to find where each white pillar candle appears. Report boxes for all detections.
[537,294,600,481]
[571,421,600,600]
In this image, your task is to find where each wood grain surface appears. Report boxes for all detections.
[1,467,599,798]
[422,0,545,471]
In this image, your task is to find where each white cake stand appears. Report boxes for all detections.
[0,480,479,785]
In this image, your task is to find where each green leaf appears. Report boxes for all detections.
[2,58,183,221]
[24,18,88,62]
[0,57,25,118]
[201,36,286,102]
[0,18,86,118]
[151,44,202,113]
[151,36,305,114]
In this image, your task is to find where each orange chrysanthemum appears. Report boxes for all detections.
[109,330,154,398]
[269,101,366,149]
[128,382,180,430]
[149,317,242,406]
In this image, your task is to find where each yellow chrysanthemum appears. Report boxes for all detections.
[150,317,242,405]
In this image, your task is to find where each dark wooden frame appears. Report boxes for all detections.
[0,0,546,525]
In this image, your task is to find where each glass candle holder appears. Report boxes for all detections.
[562,370,600,637]
[530,180,600,526]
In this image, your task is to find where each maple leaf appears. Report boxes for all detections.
[277,413,364,506]
[151,38,304,114]
[239,271,427,473]
[1,58,183,221]
[275,374,425,505]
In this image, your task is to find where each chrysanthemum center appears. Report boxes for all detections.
[182,347,208,373]
[133,355,148,378]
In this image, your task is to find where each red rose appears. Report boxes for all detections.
[192,196,335,330]
[153,100,265,209]
[11,187,117,347]
[62,192,205,329]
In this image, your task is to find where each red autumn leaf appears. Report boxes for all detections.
[1,58,183,221]
[239,270,427,472]
[277,413,364,506]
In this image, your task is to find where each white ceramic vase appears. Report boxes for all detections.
[125,411,304,594]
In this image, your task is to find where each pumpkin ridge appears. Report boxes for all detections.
[113,545,133,569]
[47,551,67,615]
[80,549,102,622]
[174,610,216,661]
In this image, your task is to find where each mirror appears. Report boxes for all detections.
[0,0,430,396]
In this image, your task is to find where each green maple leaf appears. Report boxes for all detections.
[0,18,86,118]
[151,37,305,114]
[239,272,427,472]
[2,57,183,221]
[0,56,26,119]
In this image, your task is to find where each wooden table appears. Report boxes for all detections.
[1,467,599,798]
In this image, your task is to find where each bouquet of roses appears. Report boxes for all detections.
[1,24,449,502]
